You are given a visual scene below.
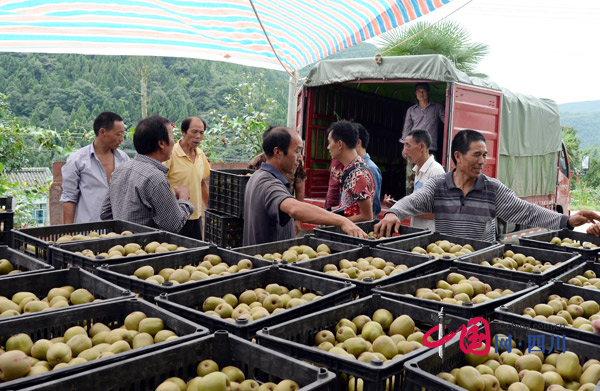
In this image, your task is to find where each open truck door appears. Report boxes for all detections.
[556,141,571,214]
[443,83,503,176]
[298,86,332,200]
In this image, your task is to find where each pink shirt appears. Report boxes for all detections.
[324,159,344,209]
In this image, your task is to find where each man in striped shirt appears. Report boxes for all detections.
[100,116,194,233]
[375,129,600,242]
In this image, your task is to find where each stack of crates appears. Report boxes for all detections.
[0,196,14,245]
[205,169,254,248]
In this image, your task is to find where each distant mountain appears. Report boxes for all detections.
[559,100,600,113]
[561,112,600,148]
[322,42,380,61]
[558,100,600,148]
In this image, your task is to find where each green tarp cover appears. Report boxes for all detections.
[304,55,561,197]
[304,54,473,86]
[498,154,558,197]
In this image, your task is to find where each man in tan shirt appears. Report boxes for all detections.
[164,116,210,239]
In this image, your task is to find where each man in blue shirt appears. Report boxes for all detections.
[355,123,382,217]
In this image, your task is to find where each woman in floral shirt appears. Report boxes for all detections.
[326,121,374,222]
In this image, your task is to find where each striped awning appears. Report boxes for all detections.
[0,0,453,72]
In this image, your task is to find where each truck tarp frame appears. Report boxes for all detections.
[303,54,562,198]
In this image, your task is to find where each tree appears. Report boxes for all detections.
[0,93,78,227]
[0,52,289,163]
[0,93,30,173]
[378,20,489,77]
[205,71,276,161]
[48,106,67,130]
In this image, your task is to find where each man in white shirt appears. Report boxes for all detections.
[384,129,445,231]
[61,112,129,223]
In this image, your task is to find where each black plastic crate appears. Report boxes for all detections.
[288,246,445,297]
[0,244,53,280]
[49,231,208,270]
[96,245,273,301]
[12,219,158,261]
[553,260,600,284]
[0,297,208,391]
[378,231,499,259]
[204,209,244,248]
[0,196,14,209]
[495,280,600,345]
[403,320,600,391]
[314,219,428,247]
[155,264,355,339]
[0,196,14,246]
[520,228,600,261]
[21,330,336,391]
[208,168,255,218]
[455,243,582,285]
[372,266,538,319]
[0,267,133,323]
[233,234,359,260]
[257,294,469,391]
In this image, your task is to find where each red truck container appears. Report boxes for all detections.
[296,55,570,237]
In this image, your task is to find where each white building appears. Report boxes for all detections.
[5,167,53,225]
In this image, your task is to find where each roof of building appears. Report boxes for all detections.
[5,167,52,189]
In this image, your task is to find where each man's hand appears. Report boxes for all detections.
[294,220,303,236]
[374,213,401,238]
[568,210,600,229]
[382,194,396,208]
[592,318,600,334]
[340,219,368,239]
[587,223,600,237]
[174,185,191,201]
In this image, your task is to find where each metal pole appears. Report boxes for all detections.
[287,71,298,129]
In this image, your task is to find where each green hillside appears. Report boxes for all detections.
[0,53,289,133]
[0,45,380,166]
[559,100,600,113]
[560,112,600,147]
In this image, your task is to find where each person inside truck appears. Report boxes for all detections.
[400,83,445,155]
[383,129,445,231]
[375,129,600,242]
[354,123,382,217]
[243,126,368,246]
[326,121,375,223]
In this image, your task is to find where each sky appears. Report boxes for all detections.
[381,0,600,104]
